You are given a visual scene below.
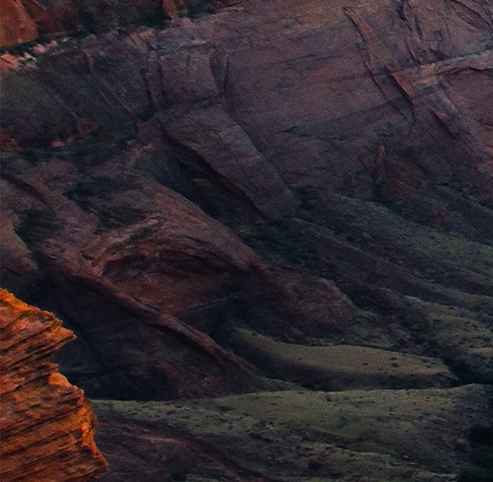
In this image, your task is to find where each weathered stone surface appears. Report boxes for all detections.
[0,157,278,399]
[0,0,492,394]
[0,289,108,482]
[201,0,493,204]
[1,1,493,480]
[2,0,492,205]
[0,175,45,297]
[162,0,187,18]
[0,0,38,46]
[165,105,298,219]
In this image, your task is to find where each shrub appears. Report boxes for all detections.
[15,209,62,252]
[469,425,493,446]
[97,205,147,232]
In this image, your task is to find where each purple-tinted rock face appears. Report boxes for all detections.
[1,0,492,402]
[3,0,493,203]
[2,2,493,480]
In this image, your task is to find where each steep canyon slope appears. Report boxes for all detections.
[1,0,493,480]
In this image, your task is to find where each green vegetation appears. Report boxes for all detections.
[15,208,62,252]
[67,176,147,231]
[229,328,456,390]
[469,425,493,445]
[460,424,493,482]
[93,384,492,482]
[186,2,217,18]
[67,176,123,211]
[408,299,493,384]
[96,205,147,232]
[240,221,320,268]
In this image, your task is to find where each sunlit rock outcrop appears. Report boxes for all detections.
[0,289,108,482]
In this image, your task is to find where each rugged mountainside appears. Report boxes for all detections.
[1,0,493,480]
[0,0,242,47]
[0,289,108,481]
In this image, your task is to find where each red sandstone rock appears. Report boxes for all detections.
[0,0,38,47]
[20,0,66,38]
[0,0,166,47]
[162,0,186,18]
[0,289,108,481]
[0,0,246,47]
[1,0,493,400]
[2,0,492,204]
[0,163,276,398]
[165,105,298,219]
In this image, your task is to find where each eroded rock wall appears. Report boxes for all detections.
[1,0,492,401]
[0,289,108,481]
[1,2,493,480]
[0,0,243,47]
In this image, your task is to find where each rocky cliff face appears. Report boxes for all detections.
[1,0,493,480]
[0,289,108,481]
[0,0,242,47]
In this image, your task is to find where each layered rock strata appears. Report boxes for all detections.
[1,0,492,400]
[0,289,108,482]
[1,1,493,480]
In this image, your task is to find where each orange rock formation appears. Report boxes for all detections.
[0,289,108,481]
